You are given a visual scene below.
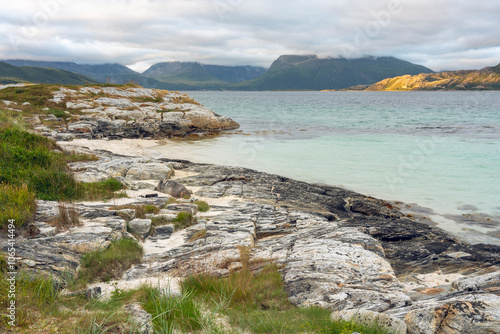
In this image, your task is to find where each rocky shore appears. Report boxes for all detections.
[2,85,239,140]
[1,86,499,333]
[4,143,500,334]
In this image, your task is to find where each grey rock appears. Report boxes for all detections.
[165,203,198,215]
[331,309,407,334]
[150,225,174,241]
[156,180,191,199]
[129,219,152,237]
[125,303,153,334]
[452,270,500,293]
[126,163,173,181]
[404,295,500,334]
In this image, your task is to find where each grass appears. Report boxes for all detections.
[51,202,81,231]
[76,238,144,286]
[0,266,151,332]
[194,200,210,212]
[189,229,208,242]
[173,211,197,231]
[0,184,36,228]
[76,178,126,201]
[0,111,126,229]
[181,252,392,334]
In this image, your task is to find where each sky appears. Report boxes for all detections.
[0,0,499,73]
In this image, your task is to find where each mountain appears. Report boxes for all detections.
[2,59,136,82]
[233,55,433,90]
[0,62,98,85]
[361,64,500,91]
[143,61,266,87]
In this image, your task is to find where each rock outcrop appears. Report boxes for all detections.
[2,147,499,333]
[9,85,239,140]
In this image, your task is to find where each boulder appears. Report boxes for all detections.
[165,203,198,215]
[155,180,191,199]
[331,309,406,334]
[126,163,174,181]
[128,219,152,237]
[124,303,153,334]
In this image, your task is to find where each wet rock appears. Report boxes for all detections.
[129,219,152,237]
[156,180,191,199]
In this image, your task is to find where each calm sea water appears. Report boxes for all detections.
[151,91,500,245]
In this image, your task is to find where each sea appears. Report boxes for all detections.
[150,91,500,245]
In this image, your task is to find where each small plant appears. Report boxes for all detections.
[143,287,203,333]
[173,212,196,231]
[135,204,159,219]
[76,238,143,286]
[189,229,207,242]
[194,200,210,212]
[51,202,81,231]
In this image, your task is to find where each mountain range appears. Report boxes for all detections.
[4,55,486,91]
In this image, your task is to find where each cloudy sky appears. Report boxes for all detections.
[1,0,499,72]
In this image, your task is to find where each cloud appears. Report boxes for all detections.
[0,0,498,72]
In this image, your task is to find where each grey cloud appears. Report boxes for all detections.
[0,0,498,72]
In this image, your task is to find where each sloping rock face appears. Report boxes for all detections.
[3,149,500,332]
[33,86,239,140]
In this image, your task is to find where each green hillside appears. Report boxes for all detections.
[234,55,434,90]
[0,62,98,85]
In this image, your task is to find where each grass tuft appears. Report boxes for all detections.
[173,211,196,231]
[194,200,210,212]
[76,238,143,286]
[0,183,36,229]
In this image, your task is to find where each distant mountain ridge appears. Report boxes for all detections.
[2,59,135,82]
[233,55,434,90]
[143,61,267,84]
[2,56,439,90]
[361,63,500,91]
[0,61,98,85]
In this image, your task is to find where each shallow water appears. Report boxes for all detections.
[150,91,500,245]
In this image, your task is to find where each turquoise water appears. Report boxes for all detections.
[152,91,500,244]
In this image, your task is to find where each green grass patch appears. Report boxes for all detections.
[142,287,204,333]
[173,211,196,231]
[76,238,144,286]
[194,200,210,212]
[0,184,36,229]
[182,263,391,334]
[76,178,126,201]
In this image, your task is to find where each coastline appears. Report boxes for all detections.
[59,138,500,247]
